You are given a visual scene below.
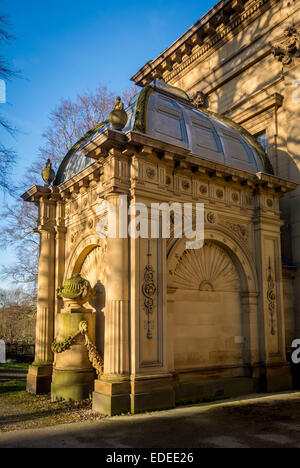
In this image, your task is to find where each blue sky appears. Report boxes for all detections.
[0,0,216,284]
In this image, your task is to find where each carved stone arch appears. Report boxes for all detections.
[167,227,260,373]
[167,225,258,295]
[65,233,107,356]
[65,234,106,280]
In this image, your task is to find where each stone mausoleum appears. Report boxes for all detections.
[23,0,300,415]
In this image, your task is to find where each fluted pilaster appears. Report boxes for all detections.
[34,228,55,364]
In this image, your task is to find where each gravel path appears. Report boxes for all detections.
[1,392,300,448]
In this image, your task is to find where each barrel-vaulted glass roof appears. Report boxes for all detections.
[55,80,272,185]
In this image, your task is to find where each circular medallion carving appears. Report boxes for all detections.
[216,189,224,199]
[207,212,216,224]
[267,199,273,208]
[200,185,208,195]
[182,180,190,191]
[146,168,155,179]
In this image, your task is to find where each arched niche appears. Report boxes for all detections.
[65,234,107,356]
[167,227,259,375]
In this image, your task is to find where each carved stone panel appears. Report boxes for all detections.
[139,239,164,368]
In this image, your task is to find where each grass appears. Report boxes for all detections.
[0,362,30,371]
[0,379,27,395]
[0,363,105,432]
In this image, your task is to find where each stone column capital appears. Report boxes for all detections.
[37,225,56,236]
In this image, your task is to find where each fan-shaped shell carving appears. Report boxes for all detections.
[80,246,106,288]
[172,242,240,291]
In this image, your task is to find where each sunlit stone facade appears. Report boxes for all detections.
[23,0,300,415]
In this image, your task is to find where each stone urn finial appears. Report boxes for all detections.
[57,274,96,307]
[109,96,128,131]
[42,159,55,186]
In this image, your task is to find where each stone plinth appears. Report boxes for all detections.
[130,375,175,414]
[27,363,53,395]
[51,306,96,402]
[93,379,131,416]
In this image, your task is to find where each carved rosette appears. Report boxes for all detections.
[57,274,96,306]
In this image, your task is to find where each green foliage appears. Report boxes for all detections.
[0,379,26,395]
[0,362,29,370]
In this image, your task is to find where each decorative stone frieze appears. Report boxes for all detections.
[224,221,249,243]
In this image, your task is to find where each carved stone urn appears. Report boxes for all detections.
[109,96,128,131]
[52,274,97,402]
[57,273,96,309]
[41,159,55,186]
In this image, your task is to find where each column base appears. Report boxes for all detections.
[261,363,293,393]
[51,368,95,402]
[93,380,131,416]
[26,363,53,395]
[131,375,175,415]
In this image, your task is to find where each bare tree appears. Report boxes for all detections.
[0,83,138,287]
[0,288,36,343]
[39,84,138,171]
[0,10,16,192]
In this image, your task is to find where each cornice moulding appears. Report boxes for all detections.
[132,0,281,86]
[224,92,284,124]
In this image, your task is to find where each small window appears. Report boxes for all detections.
[255,130,268,153]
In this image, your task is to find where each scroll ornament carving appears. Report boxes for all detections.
[142,247,157,340]
[272,27,300,65]
[71,231,79,244]
[267,258,276,336]
[224,222,248,243]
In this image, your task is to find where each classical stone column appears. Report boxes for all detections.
[54,200,66,317]
[26,194,57,394]
[93,195,131,416]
